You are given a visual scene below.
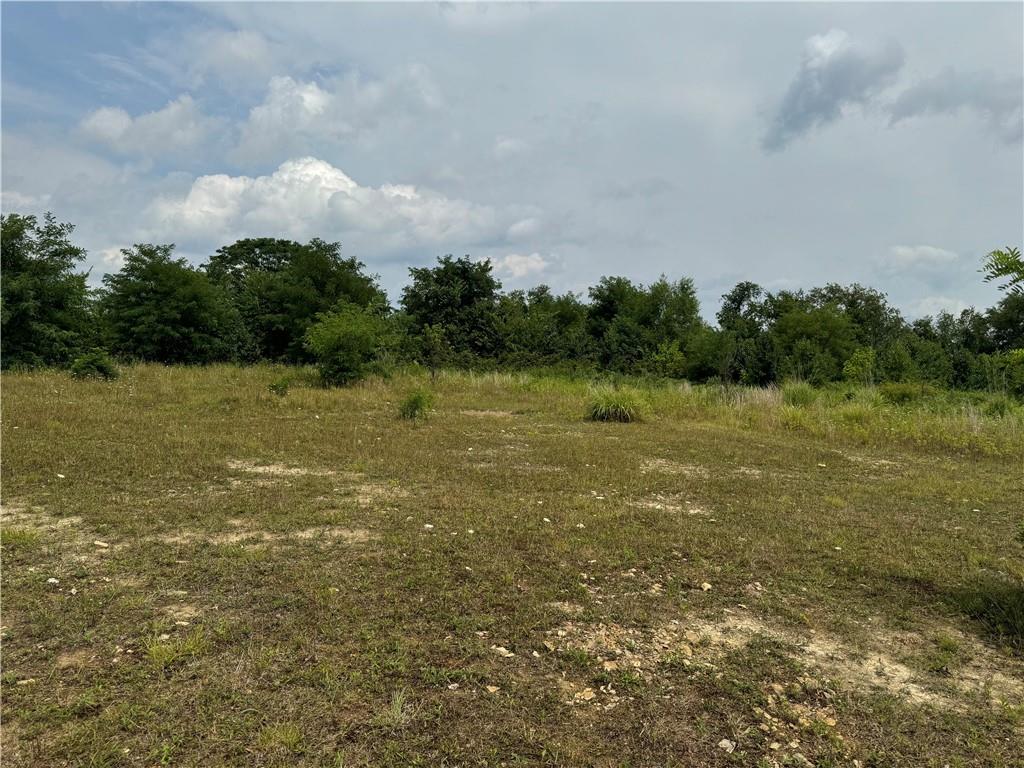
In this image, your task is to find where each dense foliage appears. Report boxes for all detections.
[1,212,1021,395]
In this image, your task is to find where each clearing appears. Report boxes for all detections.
[1,365,1022,766]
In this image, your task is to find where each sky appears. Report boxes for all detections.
[2,1,1022,320]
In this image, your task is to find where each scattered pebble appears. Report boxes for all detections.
[93,541,109,548]
[46,578,59,585]
[700,582,713,592]
[485,685,500,694]
[423,524,434,530]
[717,738,736,753]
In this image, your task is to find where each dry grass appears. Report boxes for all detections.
[2,364,1022,767]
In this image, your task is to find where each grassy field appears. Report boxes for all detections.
[2,365,1023,767]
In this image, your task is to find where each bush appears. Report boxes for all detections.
[304,302,393,386]
[781,380,817,407]
[268,376,291,397]
[878,381,935,405]
[399,389,434,420]
[69,348,118,380]
[585,386,646,422]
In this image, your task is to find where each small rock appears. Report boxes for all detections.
[46,578,60,585]
[485,685,500,694]
[717,738,736,753]
[93,541,109,548]
[423,524,434,530]
[491,645,515,658]
[447,683,459,690]
[700,582,712,592]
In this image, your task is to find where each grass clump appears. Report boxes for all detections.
[878,381,936,405]
[69,348,118,380]
[398,388,434,421]
[268,376,291,397]
[0,527,40,550]
[781,380,817,407]
[585,385,646,422]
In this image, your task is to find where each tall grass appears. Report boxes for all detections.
[585,386,646,423]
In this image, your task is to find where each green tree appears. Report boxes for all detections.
[843,347,877,386]
[772,306,857,384]
[981,246,1023,295]
[100,244,245,364]
[1,213,91,368]
[304,301,394,385]
[401,256,502,358]
[206,237,385,362]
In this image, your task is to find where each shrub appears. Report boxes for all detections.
[585,386,645,423]
[69,348,118,380]
[781,380,817,407]
[399,389,433,420]
[268,376,291,397]
[878,381,935,405]
[304,302,393,386]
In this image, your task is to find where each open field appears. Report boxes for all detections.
[2,365,1023,766]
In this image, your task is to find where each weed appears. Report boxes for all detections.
[373,688,414,729]
[398,388,433,421]
[0,527,40,550]
[256,722,304,754]
[268,376,291,397]
[782,380,817,407]
[145,629,209,670]
[585,385,645,422]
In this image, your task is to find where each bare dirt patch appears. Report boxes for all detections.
[1,503,82,533]
[460,409,516,418]
[226,460,342,478]
[56,648,97,670]
[547,612,1024,711]
[153,526,376,547]
[628,493,711,515]
[640,459,710,478]
[355,483,409,507]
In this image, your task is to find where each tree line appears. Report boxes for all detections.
[2,212,1021,394]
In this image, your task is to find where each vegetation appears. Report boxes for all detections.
[2,365,1022,766]
[69,348,118,380]
[2,213,1020,403]
[585,385,646,422]
[398,388,434,421]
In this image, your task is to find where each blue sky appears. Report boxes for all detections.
[2,2,1022,319]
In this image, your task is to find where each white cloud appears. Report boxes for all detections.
[145,156,531,252]
[884,244,959,271]
[905,295,969,318]
[79,94,219,156]
[100,247,127,268]
[493,136,528,160]
[232,67,442,162]
[763,29,904,151]
[489,252,550,279]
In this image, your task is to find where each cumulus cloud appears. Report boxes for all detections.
[489,252,550,279]
[889,69,1023,144]
[232,67,442,163]
[763,30,904,152]
[79,94,219,156]
[882,244,959,272]
[145,156,536,252]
